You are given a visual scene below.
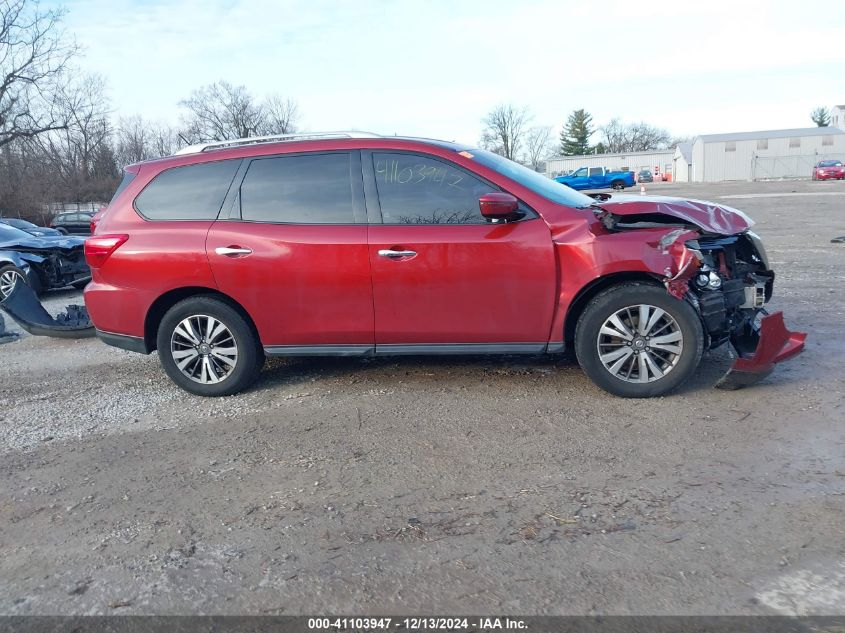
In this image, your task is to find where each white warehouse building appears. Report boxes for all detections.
[544,126,845,183]
[689,127,845,181]
[545,150,675,179]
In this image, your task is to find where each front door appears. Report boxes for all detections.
[365,151,556,352]
[567,167,589,189]
[207,151,374,351]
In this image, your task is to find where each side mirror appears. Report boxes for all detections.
[479,192,520,222]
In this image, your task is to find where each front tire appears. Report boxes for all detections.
[0,264,28,301]
[157,296,264,396]
[574,282,704,397]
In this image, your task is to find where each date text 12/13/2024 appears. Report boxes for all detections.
[308,617,528,630]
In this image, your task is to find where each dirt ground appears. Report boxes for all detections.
[1,180,843,615]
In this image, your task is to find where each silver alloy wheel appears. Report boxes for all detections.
[596,303,683,383]
[0,269,24,299]
[170,314,239,384]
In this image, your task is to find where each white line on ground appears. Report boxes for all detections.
[756,559,845,615]
[721,192,845,199]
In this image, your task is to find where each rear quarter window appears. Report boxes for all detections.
[109,171,136,205]
[135,160,240,220]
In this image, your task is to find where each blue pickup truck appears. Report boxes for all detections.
[554,166,636,191]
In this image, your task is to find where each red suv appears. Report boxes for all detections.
[84,133,804,397]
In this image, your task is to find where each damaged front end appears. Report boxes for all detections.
[683,232,806,389]
[14,246,91,292]
[598,198,806,389]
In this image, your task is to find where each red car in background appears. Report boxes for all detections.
[812,160,845,180]
[84,133,805,398]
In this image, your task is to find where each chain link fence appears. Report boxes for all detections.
[752,153,845,180]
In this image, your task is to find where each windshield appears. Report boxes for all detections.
[467,149,594,208]
[819,160,842,167]
[2,218,35,229]
[0,223,33,241]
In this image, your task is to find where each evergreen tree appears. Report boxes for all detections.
[811,107,830,127]
[560,109,594,155]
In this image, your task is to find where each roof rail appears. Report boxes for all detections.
[173,131,381,156]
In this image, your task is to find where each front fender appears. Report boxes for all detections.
[550,220,703,346]
[0,250,40,290]
[15,252,46,265]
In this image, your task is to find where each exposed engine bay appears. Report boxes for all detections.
[12,246,90,291]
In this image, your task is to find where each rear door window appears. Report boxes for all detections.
[135,159,240,220]
[239,153,354,224]
[371,152,496,224]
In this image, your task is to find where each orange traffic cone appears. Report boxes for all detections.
[640,184,646,195]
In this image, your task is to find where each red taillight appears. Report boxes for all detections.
[90,206,107,234]
[85,234,128,268]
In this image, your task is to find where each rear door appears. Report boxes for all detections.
[588,167,606,189]
[206,151,374,351]
[66,214,83,234]
[365,150,556,351]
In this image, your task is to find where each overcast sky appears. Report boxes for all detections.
[60,0,844,145]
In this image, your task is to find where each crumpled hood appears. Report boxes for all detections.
[597,195,754,235]
[0,235,85,251]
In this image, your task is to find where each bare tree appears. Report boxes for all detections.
[0,0,78,148]
[114,116,149,166]
[522,126,553,171]
[149,122,179,158]
[600,118,671,153]
[259,95,299,135]
[31,74,118,203]
[180,81,264,142]
[0,139,54,222]
[114,115,180,166]
[668,135,693,149]
[480,104,532,161]
[179,81,300,142]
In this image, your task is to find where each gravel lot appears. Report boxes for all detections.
[1,180,843,615]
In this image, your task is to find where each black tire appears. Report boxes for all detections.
[611,180,625,190]
[574,282,704,398]
[156,295,264,397]
[0,264,29,301]
[56,227,69,235]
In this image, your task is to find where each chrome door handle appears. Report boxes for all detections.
[378,249,417,258]
[215,246,253,256]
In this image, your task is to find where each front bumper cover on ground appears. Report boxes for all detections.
[0,313,20,344]
[0,281,95,338]
[716,311,806,390]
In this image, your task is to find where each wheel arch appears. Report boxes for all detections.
[144,287,261,352]
[563,272,663,347]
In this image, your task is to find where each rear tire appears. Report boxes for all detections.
[611,180,625,190]
[574,282,704,398]
[157,296,264,396]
